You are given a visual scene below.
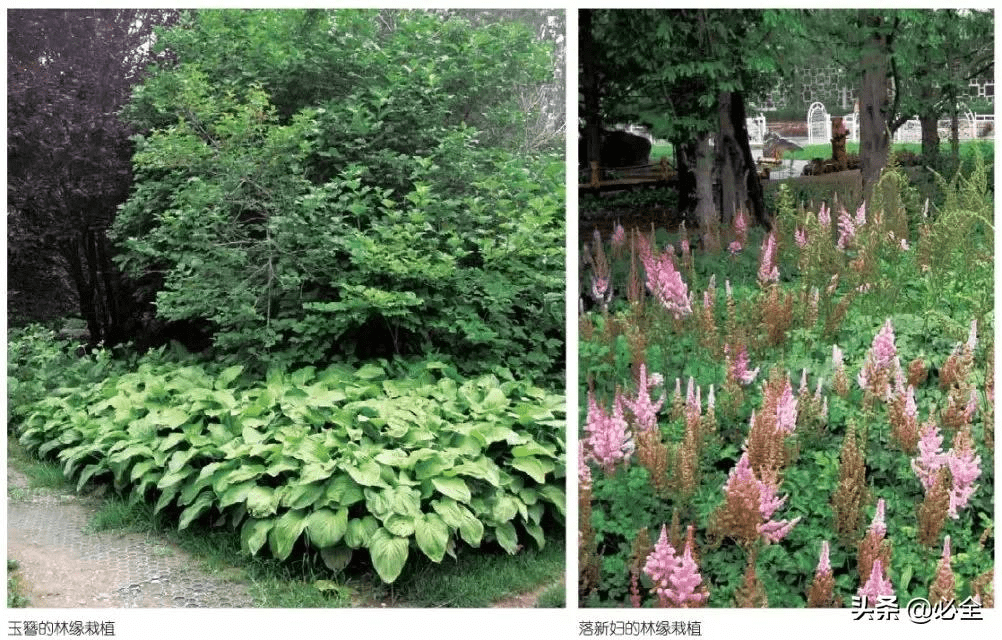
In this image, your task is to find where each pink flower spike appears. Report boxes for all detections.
[869,499,887,538]
[759,516,801,544]
[795,227,808,248]
[643,525,681,605]
[623,364,666,433]
[665,542,708,607]
[818,202,831,228]
[776,379,797,433]
[817,541,832,576]
[911,420,946,492]
[757,231,780,285]
[585,391,634,474]
[612,222,626,250]
[858,559,895,608]
[946,436,981,518]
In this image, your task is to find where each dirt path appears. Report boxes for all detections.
[6,464,254,608]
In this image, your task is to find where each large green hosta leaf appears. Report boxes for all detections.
[305,507,348,548]
[268,509,309,561]
[414,513,450,562]
[368,527,409,584]
[241,517,273,555]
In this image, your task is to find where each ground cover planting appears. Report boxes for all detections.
[9,335,566,587]
[578,155,994,608]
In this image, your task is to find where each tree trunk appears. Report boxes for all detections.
[693,134,720,252]
[832,117,849,171]
[919,113,939,162]
[675,142,698,227]
[579,10,603,184]
[716,90,768,231]
[859,12,892,202]
[61,236,101,345]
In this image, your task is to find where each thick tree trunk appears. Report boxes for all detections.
[859,13,892,202]
[579,10,603,184]
[675,142,698,227]
[693,134,720,252]
[61,237,101,345]
[716,90,768,231]
[919,113,940,162]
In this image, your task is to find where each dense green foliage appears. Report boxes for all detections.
[111,10,564,380]
[11,335,565,585]
[579,157,993,607]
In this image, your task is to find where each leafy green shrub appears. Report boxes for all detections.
[13,353,565,584]
[111,10,564,381]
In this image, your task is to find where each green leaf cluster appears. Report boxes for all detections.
[112,10,564,381]
[11,348,565,585]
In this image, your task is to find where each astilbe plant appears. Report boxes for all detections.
[970,567,994,607]
[585,390,633,474]
[857,499,893,586]
[917,467,951,547]
[831,344,851,398]
[927,535,955,605]
[714,452,800,548]
[806,541,838,607]
[745,370,797,480]
[857,318,899,403]
[857,558,895,608]
[733,553,769,607]
[757,231,779,286]
[643,525,709,608]
[832,422,868,544]
[639,234,692,320]
[945,425,981,518]
[628,527,653,608]
[589,229,613,310]
[579,444,600,598]
[888,383,920,454]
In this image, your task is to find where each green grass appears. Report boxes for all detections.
[535,580,566,608]
[785,139,993,161]
[379,536,566,607]
[7,560,30,608]
[651,142,673,160]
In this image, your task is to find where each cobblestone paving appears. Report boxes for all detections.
[7,466,255,608]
